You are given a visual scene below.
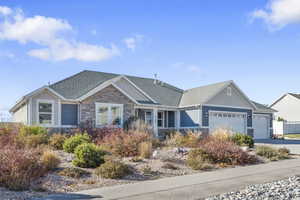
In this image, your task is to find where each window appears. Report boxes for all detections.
[38,100,53,125]
[157,111,164,127]
[227,87,232,96]
[96,103,123,127]
[145,111,153,126]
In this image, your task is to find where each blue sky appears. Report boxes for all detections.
[1,0,300,114]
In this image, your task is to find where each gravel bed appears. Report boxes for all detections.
[206,175,300,200]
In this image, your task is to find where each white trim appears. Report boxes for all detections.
[157,111,164,128]
[58,99,62,126]
[95,102,124,128]
[203,104,254,110]
[121,75,158,104]
[134,105,178,110]
[36,99,55,127]
[144,110,153,127]
[179,126,200,129]
[28,98,32,125]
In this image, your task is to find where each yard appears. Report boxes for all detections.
[0,124,294,200]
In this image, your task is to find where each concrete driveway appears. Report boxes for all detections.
[255,139,300,154]
[39,158,300,200]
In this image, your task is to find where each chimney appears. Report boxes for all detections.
[153,73,158,84]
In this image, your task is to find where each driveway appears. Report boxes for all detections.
[255,139,300,154]
[39,158,300,200]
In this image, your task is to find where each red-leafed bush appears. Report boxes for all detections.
[0,146,47,190]
[92,127,124,144]
[199,137,258,165]
[96,130,152,157]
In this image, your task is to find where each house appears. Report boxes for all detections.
[10,70,275,139]
[271,93,300,122]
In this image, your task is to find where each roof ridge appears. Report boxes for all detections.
[184,80,232,92]
[50,70,87,88]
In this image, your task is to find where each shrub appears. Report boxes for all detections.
[199,137,258,165]
[20,134,49,148]
[19,126,47,136]
[95,160,131,179]
[41,150,60,171]
[161,163,179,170]
[231,133,254,148]
[72,143,106,168]
[255,145,279,160]
[63,133,91,153]
[17,126,49,148]
[97,130,151,157]
[211,128,232,141]
[0,146,47,190]
[256,146,290,161]
[139,141,152,159]
[58,167,90,178]
[278,147,290,155]
[187,148,212,170]
[165,131,201,148]
[49,134,67,150]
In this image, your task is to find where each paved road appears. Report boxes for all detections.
[255,139,300,154]
[41,158,300,200]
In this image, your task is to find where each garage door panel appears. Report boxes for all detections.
[253,115,269,139]
[209,112,247,134]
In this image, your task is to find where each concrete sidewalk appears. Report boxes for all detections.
[42,158,300,200]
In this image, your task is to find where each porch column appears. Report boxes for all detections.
[153,108,158,137]
[176,110,180,131]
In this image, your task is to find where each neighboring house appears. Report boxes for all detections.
[10,70,275,139]
[271,93,300,122]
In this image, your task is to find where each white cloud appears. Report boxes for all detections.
[251,0,300,30]
[123,34,144,51]
[0,6,11,16]
[172,62,201,72]
[0,6,119,62]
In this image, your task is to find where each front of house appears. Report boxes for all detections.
[10,70,275,139]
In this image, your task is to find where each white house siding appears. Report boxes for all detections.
[31,90,60,126]
[207,84,253,109]
[272,94,300,121]
[12,103,27,124]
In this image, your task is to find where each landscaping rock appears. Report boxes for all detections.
[206,175,300,200]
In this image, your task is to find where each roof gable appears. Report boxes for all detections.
[50,71,119,99]
[180,81,232,107]
[206,82,256,109]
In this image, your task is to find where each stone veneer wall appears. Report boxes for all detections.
[80,85,135,127]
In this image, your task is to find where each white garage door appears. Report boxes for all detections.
[209,112,247,134]
[253,115,269,139]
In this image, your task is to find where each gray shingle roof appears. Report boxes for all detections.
[50,71,119,99]
[49,70,183,106]
[126,76,183,107]
[252,101,276,113]
[180,80,231,107]
[47,70,274,112]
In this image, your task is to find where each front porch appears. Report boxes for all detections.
[134,107,180,137]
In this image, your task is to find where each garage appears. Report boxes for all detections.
[253,114,269,139]
[209,111,247,134]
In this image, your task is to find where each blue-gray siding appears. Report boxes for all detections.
[61,104,78,125]
[180,109,200,127]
